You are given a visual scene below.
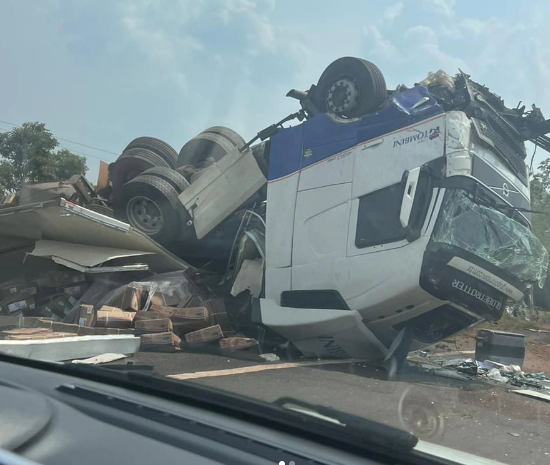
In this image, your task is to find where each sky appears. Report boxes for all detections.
[1,0,550,182]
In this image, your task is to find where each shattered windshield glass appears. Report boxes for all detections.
[432,189,549,287]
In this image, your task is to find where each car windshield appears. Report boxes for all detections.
[3,1,550,464]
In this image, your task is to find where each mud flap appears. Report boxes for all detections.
[256,298,388,360]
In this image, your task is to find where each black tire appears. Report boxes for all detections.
[113,175,193,244]
[313,57,386,118]
[203,126,245,149]
[177,131,238,168]
[84,203,114,217]
[111,148,171,193]
[124,137,178,168]
[141,167,190,194]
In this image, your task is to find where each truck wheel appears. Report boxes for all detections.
[141,166,190,194]
[114,175,192,244]
[111,148,171,194]
[177,130,240,168]
[203,126,245,149]
[124,137,178,168]
[313,57,387,118]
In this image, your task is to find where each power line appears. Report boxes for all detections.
[0,119,119,156]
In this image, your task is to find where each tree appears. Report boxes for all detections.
[0,122,87,195]
[531,160,550,254]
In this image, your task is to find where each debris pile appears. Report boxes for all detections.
[437,358,550,390]
[0,266,259,361]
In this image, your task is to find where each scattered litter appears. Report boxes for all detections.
[72,353,127,365]
[259,353,280,362]
[443,358,471,367]
[487,368,507,383]
[477,360,506,371]
[432,369,469,381]
[528,329,550,333]
[508,432,520,437]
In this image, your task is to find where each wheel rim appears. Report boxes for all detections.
[326,77,360,115]
[126,196,163,234]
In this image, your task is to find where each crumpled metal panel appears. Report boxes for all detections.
[432,190,549,287]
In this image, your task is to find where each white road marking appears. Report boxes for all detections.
[167,359,362,380]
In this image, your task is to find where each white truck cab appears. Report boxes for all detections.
[253,83,546,363]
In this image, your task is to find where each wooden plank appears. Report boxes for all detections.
[96,161,110,192]
[513,390,550,403]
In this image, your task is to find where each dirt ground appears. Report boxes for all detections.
[422,319,550,373]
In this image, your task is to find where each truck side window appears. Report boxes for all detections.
[355,183,406,248]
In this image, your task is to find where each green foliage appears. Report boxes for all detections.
[0,122,87,195]
[531,161,550,254]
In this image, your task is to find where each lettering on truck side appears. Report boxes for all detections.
[452,279,502,311]
[317,336,349,358]
[393,126,441,148]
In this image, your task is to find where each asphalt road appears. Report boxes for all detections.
[107,350,550,465]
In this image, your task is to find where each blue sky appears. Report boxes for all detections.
[1,0,550,182]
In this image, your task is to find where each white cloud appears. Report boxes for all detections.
[364,24,400,61]
[405,25,469,73]
[420,0,455,17]
[382,2,404,23]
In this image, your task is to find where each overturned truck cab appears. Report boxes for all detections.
[254,74,548,364]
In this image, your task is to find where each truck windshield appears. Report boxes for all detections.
[432,189,549,287]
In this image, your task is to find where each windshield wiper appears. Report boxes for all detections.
[57,365,418,453]
[274,397,418,451]
[0,350,419,458]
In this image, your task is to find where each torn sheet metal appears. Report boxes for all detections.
[0,199,191,273]
[231,259,264,297]
[432,190,549,287]
[28,240,154,270]
[0,334,140,362]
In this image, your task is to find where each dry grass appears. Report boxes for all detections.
[479,312,541,332]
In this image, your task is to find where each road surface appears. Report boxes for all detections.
[106,349,550,465]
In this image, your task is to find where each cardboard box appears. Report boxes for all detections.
[133,311,163,321]
[185,325,223,348]
[178,295,201,309]
[0,316,49,329]
[2,327,51,337]
[0,297,36,316]
[37,271,86,289]
[0,281,38,300]
[219,337,259,352]
[96,307,135,328]
[77,326,135,336]
[135,318,173,334]
[35,320,80,333]
[99,306,123,313]
[140,331,181,352]
[60,283,88,299]
[150,290,181,307]
[5,329,76,340]
[78,304,96,327]
[150,304,210,332]
[121,287,143,311]
[40,294,77,319]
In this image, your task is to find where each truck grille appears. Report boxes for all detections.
[473,116,528,186]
